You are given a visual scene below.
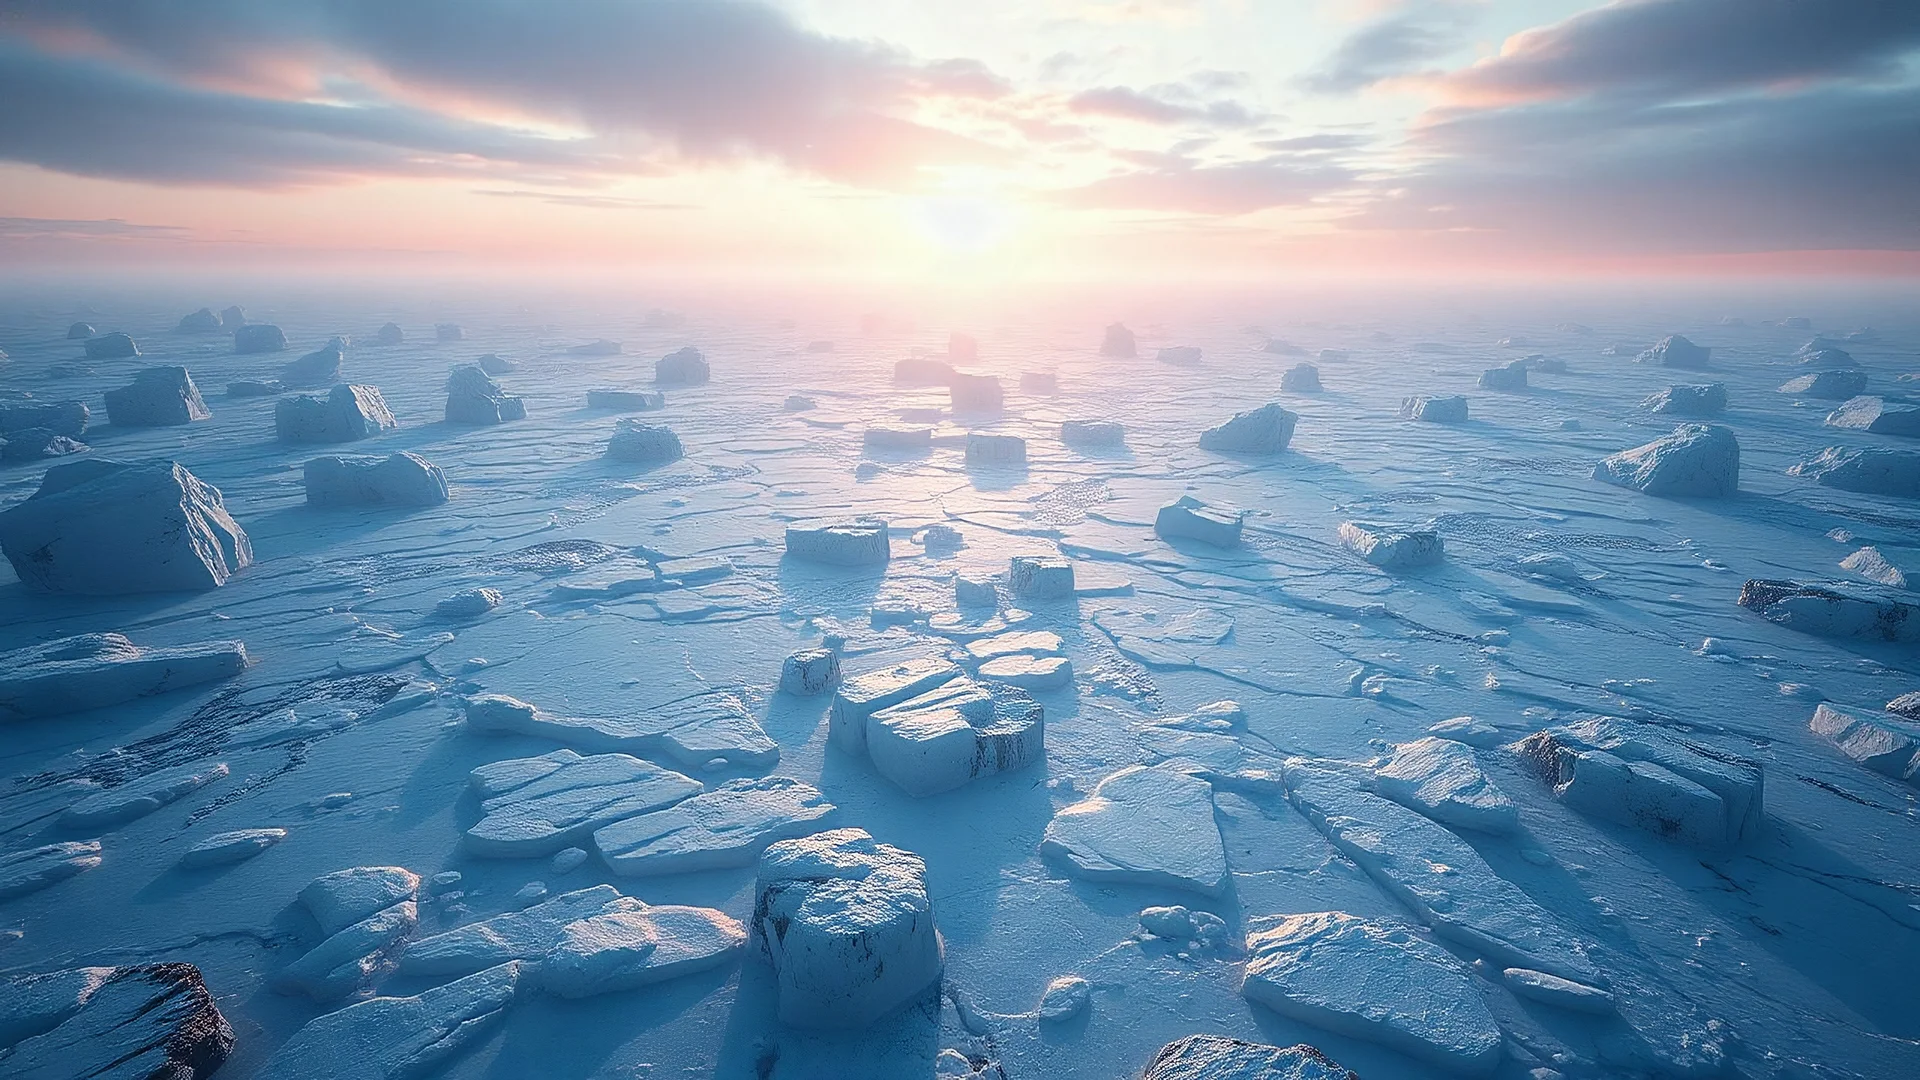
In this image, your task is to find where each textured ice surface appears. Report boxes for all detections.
[463,749,703,857]
[0,459,251,593]
[0,964,233,1080]
[259,962,521,1080]
[1399,394,1467,422]
[1593,424,1739,497]
[0,632,247,719]
[1638,334,1711,368]
[61,760,230,830]
[1373,736,1518,834]
[104,365,210,426]
[464,691,777,769]
[593,776,835,875]
[0,841,102,900]
[1643,382,1727,416]
[1142,1035,1359,1080]
[1042,765,1228,896]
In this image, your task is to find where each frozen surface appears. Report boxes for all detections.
[0,632,248,720]
[1042,765,1229,896]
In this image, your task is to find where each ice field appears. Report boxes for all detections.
[2,283,1918,1079]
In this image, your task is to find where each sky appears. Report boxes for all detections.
[1,0,1917,283]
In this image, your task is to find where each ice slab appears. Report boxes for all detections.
[177,307,221,333]
[280,337,345,387]
[950,372,1004,413]
[1779,370,1866,399]
[1737,578,1920,641]
[1373,737,1518,834]
[277,900,418,1002]
[1142,1035,1360,1080]
[1338,521,1443,569]
[587,388,664,411]
[258,962,521,1080]
[464,749,702,857]
[1094,607,1234,666]
[0,964,233,1080]
[1513,717,1763,846]
[233,323,287,354]
[0,427,88,461]
[1061,419,1124,448]
[656,346,710,386]
[1156,495,1244,548]
[1011,554,1076,600]
[1042,765,1228,897]
[965,432,1027,466]
[864,425,933,452]
[1038,974,1089,1021]
[1502,967,1615,1014]
[1644,383,1726,416]
[445,364,525,424]
[867,678,1045,796]
[1199,402,1296,454]
[0,633,247,720]
[402,885,631,976]
[751,828,943,1028]
[1592,424,1739,497]
[180,828,286,869]
[301,867,422,936]
[0,841,102,900]
[1101,322,1137,358]
[965,630,1063,661]
[437,587,502,619]
[84,331,137,359]
[830,657,963,754]
[465,692,775,769]
[1824,396,1920,437]
[605,419,684,464]
[375,322,404,345]
[1243,911,1503,1077]
[786,519,890,566]
[1807,703,1920,785]
[1280,363,1321,392]
[1841,546,1908,588]
[105,366,210,426]
[1789,446,1920,498]
[61,761,230,830]
[1637,334,1710,368]
[780,647,840,695]
[539,904,747,998]
[978,654,1074,691]
[276,384,397,443]
[593,776,835,876]
[1400,394,1467,423]
[305,452,448,509]
[1477,361,1528,391]
[0,397,88,438]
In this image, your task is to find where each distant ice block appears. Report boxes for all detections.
[232,323,288,354]
[281,336,347,388]
[1780,370,1867,399]
[829,657,962,754]
[67,321,96,339]
[605,419,684,465]
[1199,402,1296,454]
[965,432,1026,466]
[0,428,87,462]
[0,459,252,593]
[1796,344,1858,368]
[780,648,840,695]
[462,749,702,858]
[1043,765,1228,896]
[653,346,710,386]
[865,678,1044,796]
[60,761,230,831]
[0,841,102,900]
[1824,396,1920,437]
[950,372,1004,413]
[1061,419,1124,448]
[863,426,932,453]
[785,520,890,567]
[568,338,621,356]
[806,340,833,353]
[1156,495,1245,548]
[0,633,247,721]
[83,332,138,359]
[1264,339,1306,356]
[1737,578,1919,641]
[1142,1035,1360,1080]
[1637,334,1710,368]
[1281,363,1321,392]
[104,366,210,426]
[434,323,463,342]
[179,828,286,869]
[1338,521,1443,569]
[1593,423,1739,497]
[1476,360,1528,391]
[587,388,664,411]
[594,776,835,875]
[894,357,955,386]
[784,394,815,411]
[374,322,404,345]
[539,904,746,998]
[1158,345,1202,365]
[1243,911,1503,1077]
[1019,371,1057,394]
[1521,354,1567,373]
[276,384,398,443]
[0,964,234,1080]
[1514,717,1764,846]
[751,829,942,1028]
[1011,554,1076,599]
[465,691,777,770]
[0,396,88,438]
[219,305,245,327]
[1644,382,1727,416]
[176,307,221,333]
[1373,736,1517,834]
[1318,348,1349,363]
[226,379,284,398]
[305,453,449,509]
[1788,446,1920,497]
[445,364,526,424]
[1100,322,1137,358]
[1400,395,1467,423]
[1808,703,1920,786]
[259,962,520,1080]
[473,353,515,375]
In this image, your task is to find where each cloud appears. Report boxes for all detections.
[471,190,696,211]
[0,216,191,241]
[1302,1,1479,94]
[1061,156,1355,215]
[1066,78,1263,127]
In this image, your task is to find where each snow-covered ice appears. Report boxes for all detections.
[104,365,210,426]
[1789,446,1920,497]
[605,418,684,464]
[275,383,398,443]
[1477,361,1527,391]
[444,364,526,424]
[779,646,840,695]
[1592,423,1739,497]
[1399,394,1467,423]
[965,432,1027,466]
[1061,418,1124,448]
[1372,736,1518,834]
[786,519,891,566]
[865,677,1045,795]
[538,903,746,998]
[1779,369,1867,399]
[1513,717,1764,846]
[305,452,449,508]
[1156,495,1244,548]
[1042,764,1229,896]
[0,632,247,719]
[280,336,346,387]
[593,776,835,874]
[258,962,521,1080]
[1157,346,1202,365]
[585,388,664,411]
[1737,578,1919,641]
[1824,395,1920,437]
[1281,363,1321,392]
[656,346,710,386]
[1338,521,1443,569]
[1198,402,1296,454]
[1644,382,1727,416]
[1807,703,1920,785]
[462,749,703,857]
[1011,553,1076,599]
[178,827,286,868]
[232,323,288,354]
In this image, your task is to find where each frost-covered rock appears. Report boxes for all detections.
[605,419,684,464]
[594,776,835,875]
[84,331,138,359]
[177,307,222,333]
[0,459,252,593]
[104,366,210,426]
[866,678,1044,796]
[1502,967,1616,1014]
[1477,361,1528,391]
[227,379,284,398]
[1199,402,1296,454]
[786,520,890,566]
[587,388,664,411]
[1779,370,1867,399]
[1737,578,1920,641]
[1808,703,1920,785]
[894,357,955,386]
[539,904,747,998]
[1824,395,1920,437]
[1638,334,1711,369]
[0,633,247,720]
[751,829,942,1028]
[1158,345,1202,364]
[1338,521,1443,569]
[1061,419,1124,448]
[281,336,347,388]
[1400,395,1467,423]
[1374,737,1518,834]
[0,841,102,900]
[1514,717,1764,846]
[276,383,398,442]
[965,432,1026,466]
[1788,446,1920,497]
[568,338,620,356]
[233,323,288,354]
[465,691,776,770]
[375,321,404,346]
[1156,495,1244,548]
[67,321,95,339]
[444,364,525,424]
[950,372,1004,413]
[1243,911,1503,1077]
[0,964,233,1080]
[258,962,520,1080]
[179,828,286,869]
[1644,383,1727,416]
[1142,1035,1360,1080]
[1592,424,1739,497]
[1042,765,1228,896]
[305,452,449,509]
[1100,322,1137,358]
[60,761,231,830]
[655,346,710,386]
[0,396,88,438]
[829,657,963,754]
[436,323,463,342]
[780,648,840,695]
[0,428,87,462]
[1281,363,1321,392]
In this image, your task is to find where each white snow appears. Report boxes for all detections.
[435,586,501,618]
[1042,764,1229,896]
[466,690,776,768]
[1038,975,1091,1022]
[1592,424,1739,497]
[401,885,629,976]
[828,656,962,753]
[538,903,747,997]
[0,459,252,593]
[0,632,247,720]
[1501,967,1616,1014]
[1011,554,1076,599]
[978,654,1073,690]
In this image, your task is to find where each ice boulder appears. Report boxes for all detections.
[894,357,955,386]
[655,346,710,386]
[785,520,890,567]
[276,384,398,443]
[1824,396,1920,438]
[1142,1035,1359,1080]
[569,338,621,356]
[1061,419,1124,448]
[281,336,347,388]
[1156,495,1244,548]
[1789,446,1920,498]
[1042,765,1228,896]
[445,364,525,424]
[586,388,664,411]
[226,379,284,398]
[1808,703,1920,786]
[0,964,234,1080]
[220,305,245,327]
[1477,361,1528,391]
[864,425,932,453]
[0,633,248,721]
[1,428,87,462]
[1780,370,1867,399]
[475,353,515,375]
[1280,363,1321,392]
[1020,371,1057,394]
[104,366,210,426]
[1638,334,1710,369]
[1736,578,1919,641]
[258,962,520,1080]
[1199,402,1296,454]
[751,829,942,1028]
[538,904,747,998]
[1514,717,1764,846]
[305,453,449,509]
[67,321,95,339]
[1244,911,1502,1076]
[0,396,88,438]
[176,307,222,333]
[1400,395,1467,423]
[375,321,403,345]
[950,372,1004,414]
[1100,322,1137,358]
[1841,546,1907,588]
[1338,521,1443,569]
[435,323,463,342]
[780,648,840,696]
[1373,737,1516,834]
[1797,344,1858,368]
[865,678,1044,796]
[233,323,288,354]
[829,657,962,754]
[1011,554,1075,599]
[593,776,836,876]
[1158,345,1202,365]
[965,432,1026,466]
[605,419,684,465]
[0,459,252,593]
[84,332,138,359]
[1644,383,1727,416]
[1593,424,1739,497]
